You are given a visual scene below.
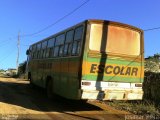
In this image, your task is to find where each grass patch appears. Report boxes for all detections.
[106,100,160,115]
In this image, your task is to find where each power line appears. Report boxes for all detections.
[144,27,160,31]
[21,0,90,37]
[0,38,16,45]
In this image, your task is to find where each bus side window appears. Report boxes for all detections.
[37,43,42,59]
[42,41,48,58]
[59,45,64,57]
[31,52,34,59]
[72,41,78,55]
[72,26,83,55]
[68,43,73,55]
[54,34,65,57]
[43,49,46,58]
[47,38,55,58]
[32,44,37,59]
[31,51,34,59]
[63,44,69,56]
[74,26,83,40]
[37,50,40,58]
[39,51,42,58]
[32,52,35,59]
[77,41,81,54]
[64,30,74,56]
[53,46,59,57]
[46,49,49,58]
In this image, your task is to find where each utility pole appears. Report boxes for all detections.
[16,32,20,72]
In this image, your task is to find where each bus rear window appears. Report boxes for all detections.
[89,24,141,56]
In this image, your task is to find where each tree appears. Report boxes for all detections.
[0,69,5,72]
[18,61,27,75]
[145,53,160,73]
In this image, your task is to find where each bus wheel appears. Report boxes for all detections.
[46,80,53,99]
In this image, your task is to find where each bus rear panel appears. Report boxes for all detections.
[81,20,144,100]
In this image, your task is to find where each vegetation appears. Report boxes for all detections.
[18,61,26,75]
[107,101,160,116]
[145,53,160,73]
[0,69,5,72]
[17,61,27,78]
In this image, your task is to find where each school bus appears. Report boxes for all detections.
[26,19,144,100]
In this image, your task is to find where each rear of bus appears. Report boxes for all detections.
[81,20,144,100]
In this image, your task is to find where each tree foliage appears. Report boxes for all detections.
[145,53,160,73]
[18,61,27,75]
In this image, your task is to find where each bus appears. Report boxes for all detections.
[26,19,144,100]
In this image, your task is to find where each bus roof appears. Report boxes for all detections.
[87,19,143,32]
[30,19,143,47]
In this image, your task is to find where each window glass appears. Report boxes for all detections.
[37,43,41,50]
[40,50,43,58]
[32,52,35,58]
[29,46,32,51]
[42,41,47,49]
[77,41,81,54]
[89,24,140,55]
[29,46,32,50]
[29,46,33,58]
[107,26,140,55]
[59,46,64,56]
[68,43,72,55]
[74,26,83,40]
[41,51,43,58]
[64,44,68,56]
[46,48,50,58]
[43,49,47,58]
[66,30,74,43]
[55,34,65,46]
[35,51,38,59]
[89,24,102,52]
[48,38,55,48]
[72,42,77,55]
[49,48,53,57]
[36,51,40,59]
[53,47,59,57]
[32,45,37,52]
[71,41,81,55]
[32,52,35,59]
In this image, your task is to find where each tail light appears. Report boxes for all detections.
[82,82,91,86]
[135,83,142,87]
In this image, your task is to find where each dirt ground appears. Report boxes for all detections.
[0,76,130,120]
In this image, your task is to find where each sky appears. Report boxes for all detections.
[0,0,160,70]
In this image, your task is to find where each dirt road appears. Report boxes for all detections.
[0,76,129,120]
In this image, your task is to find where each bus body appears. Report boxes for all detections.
[26,19,144,100]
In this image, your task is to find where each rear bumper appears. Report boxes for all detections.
[81,89,143,100]
[81,80,143,100]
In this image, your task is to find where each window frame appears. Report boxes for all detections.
[41,40,48,59]
[53,33,65,57]
[71,26,84,56]
[64,29,74,56]
[47,37,55,58]
[29,22,85,59]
